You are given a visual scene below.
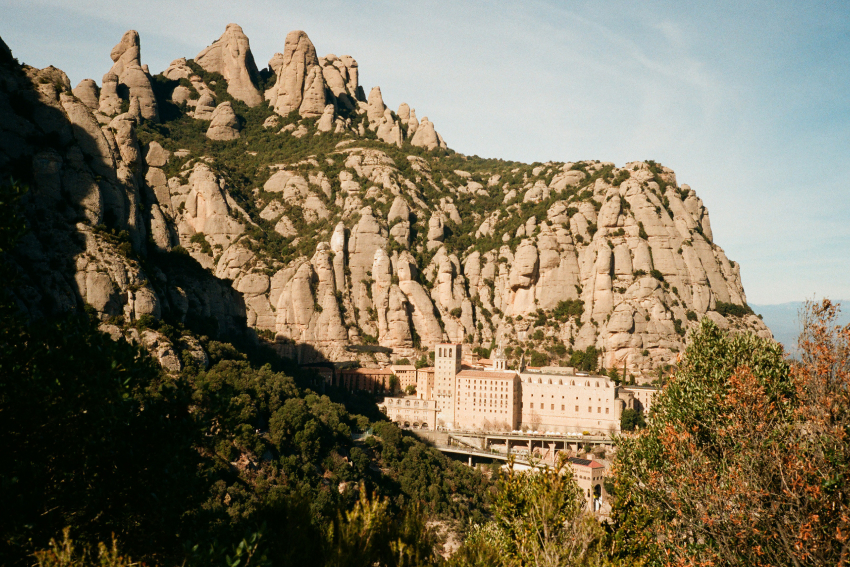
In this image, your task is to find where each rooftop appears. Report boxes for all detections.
[457,370,517,380]
[340,367,395,375]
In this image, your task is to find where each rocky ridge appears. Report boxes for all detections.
[0,27,770,379]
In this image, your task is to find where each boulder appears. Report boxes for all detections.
[410,117,445,150]
[72,79,99,110]
[206,101,241,140]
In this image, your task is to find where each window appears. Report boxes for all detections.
[559,379,563,385]
[575,405,579,412]
[561,404,565,410]
[551,404,554,410]
[540,403,544,409]
[548,379,552,384]
[605,408,609,414]
[588,406,592,413]
[598,407,601,413]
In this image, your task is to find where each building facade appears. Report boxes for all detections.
[620,384,659,413]
[380,397,438,430]
[338,367,395,393]
[391,365,417,391]
[569,457,606,511]
[454,369,521,431]
[519,368,623,435]
[434,343,462,427]
[416,367,435,400]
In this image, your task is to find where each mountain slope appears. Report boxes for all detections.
[0,26,771,379]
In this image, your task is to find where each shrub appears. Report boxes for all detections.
[714,301,754,318]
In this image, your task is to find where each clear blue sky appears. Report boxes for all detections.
[2,0,848,304]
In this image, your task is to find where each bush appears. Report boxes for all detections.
[553,299,584,320]
[714,300,754,318]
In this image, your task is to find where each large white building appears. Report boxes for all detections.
[430,343,656,434]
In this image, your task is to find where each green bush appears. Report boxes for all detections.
[714,301,754,318]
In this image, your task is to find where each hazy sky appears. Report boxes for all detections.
[2,0,848,304]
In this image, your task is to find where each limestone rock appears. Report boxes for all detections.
[181,163,245,248]
[193,93,216,120]
[410,117,446,150]
[144,140,170,167]
[72,79,99,110]
[266,30,327,118]
[195,23,263,106]
[316,104,335,132]
[206,101,241,140]
[103,30,158,121]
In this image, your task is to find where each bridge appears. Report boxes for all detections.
[413,429,614,467]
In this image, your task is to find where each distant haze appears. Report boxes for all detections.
[751,301,850,355]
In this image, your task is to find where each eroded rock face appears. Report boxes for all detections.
[0,30,769,377]
[266,30,326,117]
[195,23,263,107]
[410,117,446,150]
[100,30,158,121]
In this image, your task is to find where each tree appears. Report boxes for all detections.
[610,304,849,566]
[449,457,607,567]
[619,408,644,432]
[405,384,416,395]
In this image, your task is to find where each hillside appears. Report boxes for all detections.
[0,24,769,380]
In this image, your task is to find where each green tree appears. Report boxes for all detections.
[619,408,644,432]
[610,309,849,566]
[450,457,608,566]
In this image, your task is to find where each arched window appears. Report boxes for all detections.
[406,400,410,406]
[558,379,563,385]
[538,378,542,384]
[548,379,552,385]
[595,381,599,387]
[570,380,575,386]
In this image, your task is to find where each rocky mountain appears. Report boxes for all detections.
[0,25,771,378]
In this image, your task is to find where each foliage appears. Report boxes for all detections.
[569,346,599,372]
[619,408,645,432]
[713,300,754,318]
[553,299,584,321]
[449,457,609,566]
[610,306,849,566]
[326,487,438,567]
[0,306,203,565]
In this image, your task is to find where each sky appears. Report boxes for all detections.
[1,0,848,304]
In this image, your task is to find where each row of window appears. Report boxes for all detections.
[526,378,608,387]
[521,402,610,414]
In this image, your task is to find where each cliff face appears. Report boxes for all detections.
[0,27,770,377]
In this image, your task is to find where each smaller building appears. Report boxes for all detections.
[338,367,395,393]
[391,365,417,391]
[569,456,606,512]
[380,397,438,430]
[620,384,659,414]
[416,367,435,400]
